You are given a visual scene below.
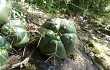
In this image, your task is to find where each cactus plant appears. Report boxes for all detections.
[0,36,11,51]
[2,20,30,47]
[0,49,8,66]
[0,0,9,24]
[0,36,9,66]
[38,18,78,59]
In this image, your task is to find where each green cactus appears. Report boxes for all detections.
[0,36,11,51]
[2,20,30,47]
[0,0,9,24]
[0,36,9,66]
[0,49,8,66]
[38,18,78,59]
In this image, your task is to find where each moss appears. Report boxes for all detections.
[92,48,100,54]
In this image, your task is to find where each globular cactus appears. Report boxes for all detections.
[0,36,9,65]
[38,18,78,59]
[0,0,9,24]
[2,20,30,47]
[0,36,11,51]
[0,49,8,66]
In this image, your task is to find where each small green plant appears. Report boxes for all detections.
[11,1,26,19]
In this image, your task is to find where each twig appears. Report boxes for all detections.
[37,35,43,48]
[10,50,34,69]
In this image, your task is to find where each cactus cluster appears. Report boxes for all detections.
[0,0,78,67]
[0,0,10,66]
[0,19,30,65]
[0,0,30,66]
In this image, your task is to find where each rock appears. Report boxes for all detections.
[89,40,110,70]
[38,49,103,70]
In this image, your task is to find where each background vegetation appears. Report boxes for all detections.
[24,0,110,17]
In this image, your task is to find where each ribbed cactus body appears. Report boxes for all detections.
[2,20,30,47]
[0,36,11,51]
[38,18,78,59]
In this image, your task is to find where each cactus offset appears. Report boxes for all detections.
[2,20,30,47]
